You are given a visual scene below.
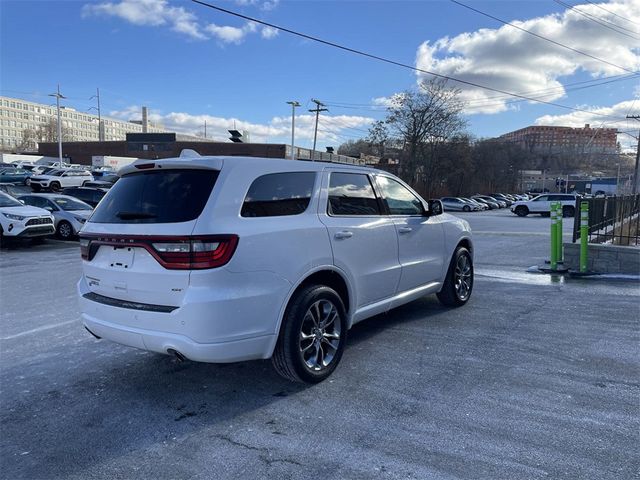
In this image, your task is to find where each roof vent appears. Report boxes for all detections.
[179,149,201,158]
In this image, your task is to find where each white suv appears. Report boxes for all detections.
[511,193,578,217]
[0,192,55,246]
[78,155,473,383]
[30,169,93,192]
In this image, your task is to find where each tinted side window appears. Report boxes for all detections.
[376,176,424,215]
[90,169,219,224]
[328,173,381,216]
[534,195,548,202]
[21,196,48,209]
[241,172,315,217]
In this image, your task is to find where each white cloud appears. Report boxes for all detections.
[205,22,257,44]
[108,106,374,146]
[534,98,639,151]
[82,0,206,40]
[415,0,640,114]
[82,0,279,43]
[261,26,279,39]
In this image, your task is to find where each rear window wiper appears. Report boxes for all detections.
[115,211,157,220]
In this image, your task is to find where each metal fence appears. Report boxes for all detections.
[572,194,640,246]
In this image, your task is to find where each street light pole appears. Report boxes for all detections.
[309,99,327,161]
[48,85,66,164]
[286,101,300,160]
[90,88,102,141]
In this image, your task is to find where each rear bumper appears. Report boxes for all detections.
[82,314,275,363]
[77,271,290,363]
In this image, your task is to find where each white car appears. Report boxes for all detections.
[30,169,93,192]
[0,191,55,246]
[77,155,474,383]
[511,193,578,217]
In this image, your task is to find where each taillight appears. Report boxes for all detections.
[79,237,90,260]
[79,235,238,270]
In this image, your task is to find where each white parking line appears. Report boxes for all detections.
[1,320,77,341]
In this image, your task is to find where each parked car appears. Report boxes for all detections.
[471,195,500,209]
[440,197,481,212]
[489,193,513,206]
[84,174,119,189]
[19,193,93,239]
[0,191,55,246]
[460,197,487,210]
[0,168,33,185]
[511,193,578,217]
[29,169,93,192]
[62,186,108,208]
[0,183,30,198]
[77,155,474,383]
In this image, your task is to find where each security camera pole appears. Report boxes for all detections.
[309,99,327,161]
[286,101,300,160]
[48,84,66,164]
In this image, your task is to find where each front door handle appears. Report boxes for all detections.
[334,230,353,240]
[398,227,413,234]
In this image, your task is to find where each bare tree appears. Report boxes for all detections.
[17,129,38,152]
[375,79,467,196]
[36,118,72,143]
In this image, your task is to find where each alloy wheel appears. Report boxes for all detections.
[454,254,472,301]
[299,299,342,371]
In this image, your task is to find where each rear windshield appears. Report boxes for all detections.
[90,169,218,224]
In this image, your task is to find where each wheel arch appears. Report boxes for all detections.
[268,266,354,358]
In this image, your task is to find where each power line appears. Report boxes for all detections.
[323,72,637,110]
[191,0,631,122]
[450,0,635,73]
[562,0,640,35]
[582,0,640,28]
[553,0,640,40]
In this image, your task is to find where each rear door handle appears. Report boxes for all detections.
[398,227,413,234]
[334,230,353,239]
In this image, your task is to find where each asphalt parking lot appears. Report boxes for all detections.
[1,209,638,479]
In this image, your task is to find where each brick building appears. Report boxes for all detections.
[499,124,618,155]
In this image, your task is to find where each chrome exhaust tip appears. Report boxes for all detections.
[167,348,186,362]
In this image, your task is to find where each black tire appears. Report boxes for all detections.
[514,205,529,217]
[563,206,575,217]
[57,220,74,240]
[31,184,41,192]
[24,178,30,186]
[0,227,3,248]
[463,205,471,212]
[437,247,473,308]
[272,285,347,383]
[50,182,61,192]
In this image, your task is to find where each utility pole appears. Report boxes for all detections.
[627,115,640,194]
[286,101,300,160]
[48,85,66,164]
[204,120,207,139]
[90,88,103,141]
[309,99,327,161]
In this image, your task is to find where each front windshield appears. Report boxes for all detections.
[53,196,92,211]
[0,192,22,207]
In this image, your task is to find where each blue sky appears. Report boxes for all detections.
[1,0,638,150]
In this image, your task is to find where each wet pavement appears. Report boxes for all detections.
[1,209,638,479]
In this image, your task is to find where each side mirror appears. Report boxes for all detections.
[427,199,444,216]
[45,206,54,212]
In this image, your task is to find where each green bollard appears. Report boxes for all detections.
[556,202,563,264]
[550,201,558,270]
[580,201,589,273]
